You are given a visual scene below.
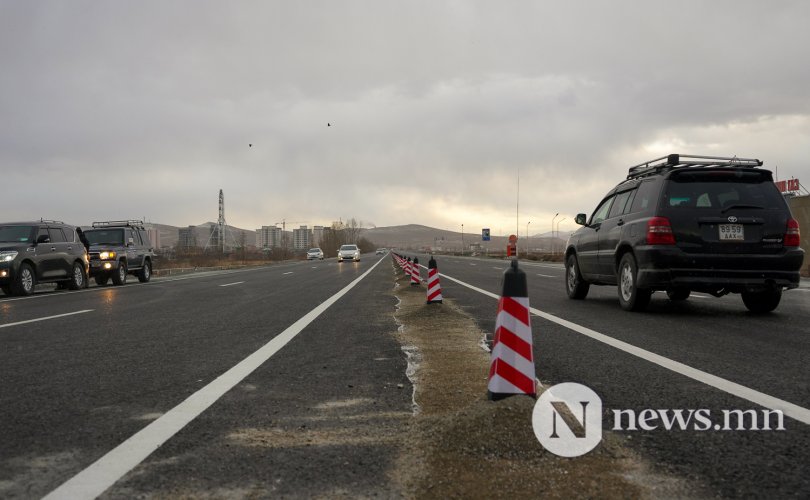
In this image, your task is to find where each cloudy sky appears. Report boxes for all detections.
[2,1,809,236]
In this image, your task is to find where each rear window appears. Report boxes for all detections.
[664,170,784,210]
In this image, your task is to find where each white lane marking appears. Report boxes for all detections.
[438,271,810,426]
[44,256,386,500]
[536,274,556,278]
[492,267,503,270]
[0,310,93,329]
[283,272,294,275]
[794,289,810,292]
[470,263,477,266]
[218,281,244,287]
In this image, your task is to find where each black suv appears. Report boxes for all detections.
[82,221,155,286]
[0,220,89,296]
[565,154,804,313]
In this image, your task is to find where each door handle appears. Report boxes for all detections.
[50,246,57,251]
[617,219,625,226]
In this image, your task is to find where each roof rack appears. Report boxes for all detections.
[39,219,65,224]
[627,154,763,180]
[91,220,145,229]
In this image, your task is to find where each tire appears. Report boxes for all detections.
[617,253,651,312]
[666,287,690,301]
[138,260,152,283]
[111,262,127,286]
[11,262,35,296]
[565,254,590,299]
[741,289,782,314]
[95,274,110,286]
[68,261,86,290]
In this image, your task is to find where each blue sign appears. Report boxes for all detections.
[482,228,490,241]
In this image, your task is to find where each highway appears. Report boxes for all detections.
[1,252,809,497]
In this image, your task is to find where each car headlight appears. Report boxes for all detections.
[99,251,116,260]
[0,251,18,262]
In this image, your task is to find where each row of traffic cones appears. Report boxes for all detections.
[390,253,535,400]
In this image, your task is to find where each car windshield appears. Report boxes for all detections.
[0,225,35,243]
[308,248,321,253]
[340,245,358,251]
[83,229,125,245]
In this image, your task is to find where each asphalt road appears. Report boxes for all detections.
[2,252,809,498]
[404,252,810,497]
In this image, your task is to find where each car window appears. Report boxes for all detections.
[608,189,635,219]
[628,180,658,214]
[340,245,357,250]
[138,230,150,246]
[127,229,142,245]
[84,229,125,245]
[37,227,49,242]
[589,197,614,225]
[48,228,67,242]
[664,171,784,210]
[0,225,35,243]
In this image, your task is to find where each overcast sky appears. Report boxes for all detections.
[2,1,809,236]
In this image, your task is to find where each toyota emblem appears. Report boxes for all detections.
[728,216,738,223]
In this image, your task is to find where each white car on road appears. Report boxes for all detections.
[306,248,324,260]
[337,244,360,262]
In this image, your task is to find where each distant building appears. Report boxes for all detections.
[312,225,324,247]
[144,225,161,249]
[178,226,197,250]
[293,225,312,250]
[256,225,282,249]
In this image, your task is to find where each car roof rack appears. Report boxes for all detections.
[627,154,763,180]
[39,219,65,224]
[91,220,145,229]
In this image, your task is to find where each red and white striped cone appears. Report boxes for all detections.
[426,256,443,304]
[410,257,421,285]
[406,257,412,276]
[488,259,536,400]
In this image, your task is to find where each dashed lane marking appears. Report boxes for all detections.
[218,282,244,287]
[536,274,556,278]
[0,310,93,329]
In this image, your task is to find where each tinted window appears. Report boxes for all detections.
[608,189,635,219]
[0,225,35,243]
[589,197,614,225]
[48,228,67,242]
[138,230,150,246]
[664,171,784,210]
[38,227,49,242]
[629,180,658,214]
[340,245,358,251]
[127,229,141,245]
[84,229,125,245]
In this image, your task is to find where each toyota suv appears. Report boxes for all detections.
[565,154,804,313]
[0,220,89,296]
[82,220,155,286]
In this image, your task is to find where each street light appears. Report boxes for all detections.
[555,218,567,251]
[550,213,559,255]
[526,221,531,257]
[461,223,464,256]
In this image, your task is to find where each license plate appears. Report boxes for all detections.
[719,224,744,241]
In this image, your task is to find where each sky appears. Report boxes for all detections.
[2,1,809,237]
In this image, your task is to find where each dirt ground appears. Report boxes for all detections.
[387,260,708,499]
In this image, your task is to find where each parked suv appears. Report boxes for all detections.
[565,154,804,313]
[82,220,155,286]
[0,220,89,296]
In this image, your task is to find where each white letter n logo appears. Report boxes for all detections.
[533,383,602,457]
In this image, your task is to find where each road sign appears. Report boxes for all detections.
[482,228,490,241]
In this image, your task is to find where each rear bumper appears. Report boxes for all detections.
[635,246,804,291]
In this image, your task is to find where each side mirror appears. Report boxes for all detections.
[36,234,51,244]
[575,213,588,226]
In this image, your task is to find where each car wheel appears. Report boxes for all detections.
[95,274,110,286]
[666,287,690,301]
[617,253,651,312]
[67,261,86,290]
[741,289,782,314]
[565,254,590,299]
[12,262,35,296]
[112,262,127,286]
[138,260,151,283]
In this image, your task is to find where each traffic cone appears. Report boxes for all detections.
[426,256,442,304]
[410,257,421,285]
[488,259,536,400]
[406,257,412,276]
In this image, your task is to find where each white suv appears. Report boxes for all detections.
[337,244,360,262]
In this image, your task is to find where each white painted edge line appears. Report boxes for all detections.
[536,274,556,278]
[44,257,386,500]
[0,310,93,329]
[218,281,245,287]
[283,272,294,275]
[438,271,810,427]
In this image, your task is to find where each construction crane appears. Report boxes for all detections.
[274,220,308,258]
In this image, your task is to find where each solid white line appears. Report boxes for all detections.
[438,271,810,426]
[218,281,244,287]
[283,272,294,275]
[0,310,93,329]
[536,274,556,278]
[794,289,810,292]
[44,257,386,500]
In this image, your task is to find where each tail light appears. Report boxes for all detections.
[784,218,801,247]
[647,217,676,245]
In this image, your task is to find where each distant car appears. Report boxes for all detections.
[338,244,360,262]
[307,247,324,260]
[82,220,155,286]
[565,154,804,313]
[375,248,386,255]
[0,220,89,296]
